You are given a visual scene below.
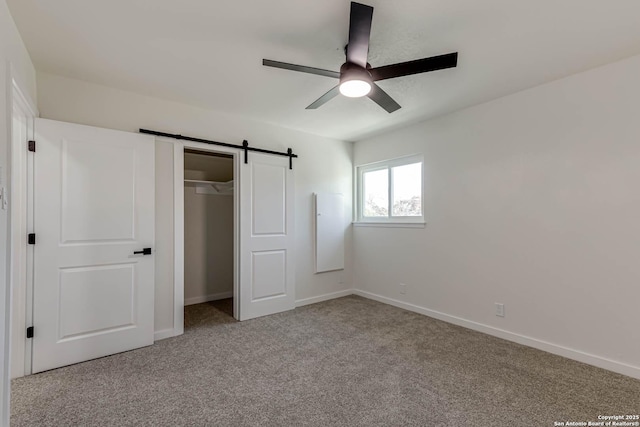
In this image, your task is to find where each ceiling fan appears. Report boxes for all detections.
[263,1,458,113]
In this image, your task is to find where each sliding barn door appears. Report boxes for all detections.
[239,152,295,321]
[32,118,155,373]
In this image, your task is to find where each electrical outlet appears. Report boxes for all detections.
[399,283,407,295]
[495,303,505,317]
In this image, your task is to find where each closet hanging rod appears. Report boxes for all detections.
[139,129,298,169]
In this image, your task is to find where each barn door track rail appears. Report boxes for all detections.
[139,128,298,169]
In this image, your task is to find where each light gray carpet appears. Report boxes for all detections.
[11,296,640,426]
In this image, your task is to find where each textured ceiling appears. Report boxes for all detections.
[8,0,640,141]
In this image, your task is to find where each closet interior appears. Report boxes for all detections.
[183,149,235,322]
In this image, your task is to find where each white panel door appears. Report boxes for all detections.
[314,193,345,273]
[32,118,155,373]
[239,152,295,320]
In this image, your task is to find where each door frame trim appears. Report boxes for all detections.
[173,143,184,336]
[3,62,38,425]
[9,70,37,379]
[169,140,241,339]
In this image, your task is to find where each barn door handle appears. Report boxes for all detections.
[133,248,152,255]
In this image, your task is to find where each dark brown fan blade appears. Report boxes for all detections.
[306,86,340,109]
[367,83,401,113]
[370,52,458,81]
[346,2,374,68]
[263,59,340,79]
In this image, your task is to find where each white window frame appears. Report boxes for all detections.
[355,154,425,226]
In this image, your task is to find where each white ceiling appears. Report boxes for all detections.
[8,0,640,141]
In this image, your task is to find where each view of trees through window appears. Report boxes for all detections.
[363,168,388,217]
[392,162,421,216]
[361,160,422,219]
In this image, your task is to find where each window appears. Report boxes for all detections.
[357,154,424,224]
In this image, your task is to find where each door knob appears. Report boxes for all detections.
[133,248,152,255]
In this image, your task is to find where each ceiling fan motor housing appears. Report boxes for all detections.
[339,62,373,86]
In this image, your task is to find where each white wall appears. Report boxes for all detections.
[0,0,36,424]
[35,72,353,334]
[353,53,640,378]
[184,187,234,303]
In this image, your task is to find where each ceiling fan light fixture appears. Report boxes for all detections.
[339,62,372,98]
[262,2,458,112]
[339,79,371,97]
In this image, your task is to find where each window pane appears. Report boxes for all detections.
[392,162,422,216]
[363,168,388,217]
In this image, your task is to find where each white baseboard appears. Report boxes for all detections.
[184,291,233,306]
[154,328,179,342]
[352,289,640,380]
[295,289,353,307]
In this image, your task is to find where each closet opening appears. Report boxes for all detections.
[183,148,237,328]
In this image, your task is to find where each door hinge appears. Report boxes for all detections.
[28,140,36,152]
[26,326,34,339]
[28,233,36,245]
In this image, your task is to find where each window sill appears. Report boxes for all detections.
[353,222,426,229]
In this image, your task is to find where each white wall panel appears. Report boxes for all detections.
[315,193,345,273]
